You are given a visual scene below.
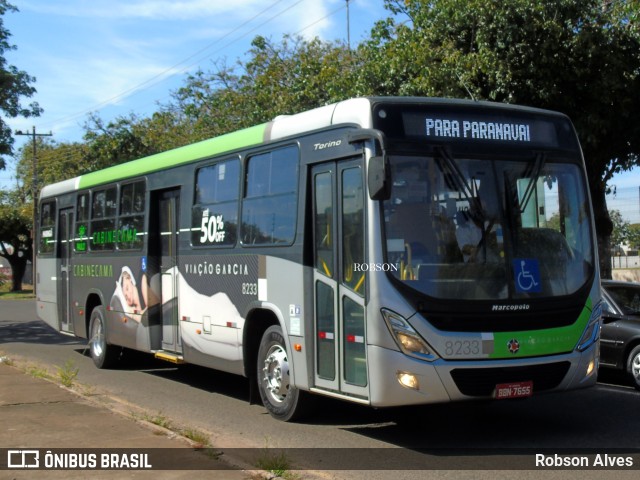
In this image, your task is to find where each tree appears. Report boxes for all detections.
[0,189,31,291]
[610,209,631,250]
[170,35,359,137]
[627,224,640,251]
[361,0,640,278]
[13,137,89,194]
[0,0,42,169]
[82,113,158,171]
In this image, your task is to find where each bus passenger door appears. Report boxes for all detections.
[152,189,182,354]
[57,207,74,333]
[312,160,368,399]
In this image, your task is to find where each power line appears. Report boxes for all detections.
[34,0,307,130]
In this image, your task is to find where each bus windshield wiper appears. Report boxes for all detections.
[518,152,547,213]
[435,146,483,218]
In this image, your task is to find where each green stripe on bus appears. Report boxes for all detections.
[78,123,268,189]
[489,297,593,359]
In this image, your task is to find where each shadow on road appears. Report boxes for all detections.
[0,319,82,346]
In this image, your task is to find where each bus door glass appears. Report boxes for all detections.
[153,189,182,353]
[57,207,74,333]
[312,159,368,397]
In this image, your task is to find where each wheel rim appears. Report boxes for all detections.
[90,317,105,359]
[262,344,290,404]
[632,352,640,383]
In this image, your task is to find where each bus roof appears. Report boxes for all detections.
[39,97,565,199]
[40,97,374,199]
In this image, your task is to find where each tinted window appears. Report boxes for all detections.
[242,146,298,245]
[606,285,640,315]
[90,186,117,251]
[74,193,90,253]
[39,201,56,255]
[192,158,239,247]
[118,181,145,250]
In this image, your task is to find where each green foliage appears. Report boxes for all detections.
[56,359,79,387]
[82,113,160,171]
[610,209,631,248]
[0,189,32,291]
[0,0,42,165]
[171,35,359,138]
[628,224,640,250]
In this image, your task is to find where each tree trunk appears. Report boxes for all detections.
[7,255,27,292]
[590,181,613,279]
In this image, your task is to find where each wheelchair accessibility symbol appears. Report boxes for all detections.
[513,258,541,293]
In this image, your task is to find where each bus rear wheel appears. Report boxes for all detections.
[257,325,309,421]
[89,306,118,369]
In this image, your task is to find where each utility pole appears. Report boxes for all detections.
[346,0,351,51]
[15,126,53,295]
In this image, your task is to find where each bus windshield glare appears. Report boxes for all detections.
[383,154,594,300]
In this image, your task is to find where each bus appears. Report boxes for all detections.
[36,97,602,421]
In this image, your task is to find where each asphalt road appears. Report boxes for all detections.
[1,299,640,480]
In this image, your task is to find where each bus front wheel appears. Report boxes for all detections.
[257,325,309,421]
[627,345,640,391]
[89,306,118,369]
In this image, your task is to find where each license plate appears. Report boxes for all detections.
[494,381,533,399]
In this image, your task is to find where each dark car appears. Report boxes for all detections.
[600,279,640,390]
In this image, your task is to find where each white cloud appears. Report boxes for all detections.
[21,0,314,22]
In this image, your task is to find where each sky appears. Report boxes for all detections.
[1,0,639,222]
[1,0,383,184]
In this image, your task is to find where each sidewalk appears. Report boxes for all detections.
[0,363,252,479]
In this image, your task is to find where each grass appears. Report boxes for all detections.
[141,411,173,430]
[25,364,52,380]
[139,411,212,448]
[0,355,15,366]
[57,359,79,387]
[180,427,210,447]
[0,282,35,299]
[254,438,298,479]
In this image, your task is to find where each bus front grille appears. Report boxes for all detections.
[450,361,571,397]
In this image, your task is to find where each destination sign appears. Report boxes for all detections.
[403,112,559,147]
[425,118,531,142]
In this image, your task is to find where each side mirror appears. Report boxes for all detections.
[601,312,622,325]
[368,155,391,200]
[348,128,391,201]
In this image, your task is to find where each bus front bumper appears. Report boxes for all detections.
[366,342,599,407]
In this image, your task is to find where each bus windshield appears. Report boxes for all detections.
[383,154,594,301]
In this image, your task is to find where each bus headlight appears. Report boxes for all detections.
[576,302,602,352]
[381,309,437,361]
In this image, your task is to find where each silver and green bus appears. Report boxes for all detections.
[37,97,602,421]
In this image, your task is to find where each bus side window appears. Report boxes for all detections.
[118,181,145,250]
[39,200,56,255]
[75,193,90,253]
[90,186,117,251]
[192,158,239,247]
[241,146,298,246]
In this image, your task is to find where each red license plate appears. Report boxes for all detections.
[494,381,533,399]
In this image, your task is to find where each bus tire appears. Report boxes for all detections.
[626,345,640,391]
[88,306,118,369]
[257,325,309,422]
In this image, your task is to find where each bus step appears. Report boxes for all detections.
[154,351,185,364]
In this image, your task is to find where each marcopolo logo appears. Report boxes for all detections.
[352,263,398,272]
